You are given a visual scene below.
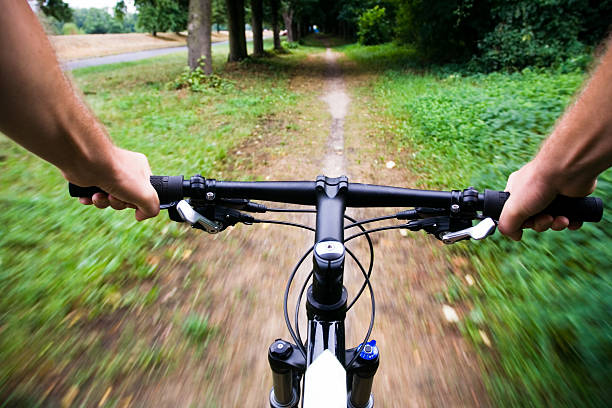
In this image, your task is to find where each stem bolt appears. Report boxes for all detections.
[206,192,215,201]
[451,204,460,213]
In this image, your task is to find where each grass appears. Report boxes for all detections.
[343,42,611,407]
[0,41,321,405]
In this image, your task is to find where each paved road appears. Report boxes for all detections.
[63,46,189,70]
[62,37,270,70]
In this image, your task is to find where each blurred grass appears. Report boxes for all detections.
[0,41,318,404]
[344,43,611,407]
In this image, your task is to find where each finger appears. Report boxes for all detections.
[506,229,523,241]
[133,186,160,221]
[498,195,530,238]
[504,171,517,192]
[550,216,570,231]
[79,197,93,205]
[92,193,110,209]
[108,195,128,210]
[522,219,535,229]
[532,214,553,232]
[568,221,583,230]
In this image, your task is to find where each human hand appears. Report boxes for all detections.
[66,148,160,221]
[498,160,596,241]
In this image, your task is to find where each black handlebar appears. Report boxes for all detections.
[68,175,604,223]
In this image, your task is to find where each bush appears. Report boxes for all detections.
[62,22,83,35]
[474,0,595,71]
[281,40,299,49]
[476,27,589,71]
[357,6,392,46]
[170,59,234,92]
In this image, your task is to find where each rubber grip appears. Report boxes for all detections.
[483,189,603,222]
[69,175,184,204]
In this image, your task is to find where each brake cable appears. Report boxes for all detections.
[345,224,410,243]
[252,219,315,232]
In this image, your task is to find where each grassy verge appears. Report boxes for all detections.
[0,42,321,405]
[343,42,611,407]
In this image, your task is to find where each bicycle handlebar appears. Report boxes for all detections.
[68,175,604,223]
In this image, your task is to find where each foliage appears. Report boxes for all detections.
[170,59,235,92]
[394,0,494,63]
[36,11,63,35]
[281,39,299,49]
[70,8,138,34]
[475,0,612,71]
[61,22,84,35]
[392,0,611,69]
[344,42,611,407]
[212,0,228,32]
[357,6,392,45]
[135,0,189,35]
[38,0,72,23]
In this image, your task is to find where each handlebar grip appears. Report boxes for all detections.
[482,189,603,222]
[68,184,104,197]
[68,175,185,205]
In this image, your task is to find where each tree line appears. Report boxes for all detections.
[38,0,612,72]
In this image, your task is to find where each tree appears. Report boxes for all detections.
[212,0,227,31]
[135,0,189,36]
[226,0,248,61]
[269,0,282,50]
[282,6,294,42]
[251,0,264,56]
[188,0,213,73]
[37,0,72,23]
[357,6,391,45]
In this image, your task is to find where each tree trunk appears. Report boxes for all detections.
[188,0,212,74]
[282,8,294,42]
[250,0,264,56]
[270,0,281,50]
[226,0,247,61]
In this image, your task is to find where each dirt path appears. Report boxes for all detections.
[99,46,490,407]
[321,48,350,177]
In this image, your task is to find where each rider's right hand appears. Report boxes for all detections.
[498,160,596,241]
[64,147,160,221]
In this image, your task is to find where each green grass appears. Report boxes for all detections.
[0,42,317,403]
[344,43,611,407]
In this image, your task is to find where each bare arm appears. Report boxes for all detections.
[498,39,612,240]
[0,1,159,220]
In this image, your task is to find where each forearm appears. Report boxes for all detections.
[498,39,612,239]
[0,1,116,184]
[534,42,612,194]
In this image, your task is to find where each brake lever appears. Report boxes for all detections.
[176,200,222,234]
[441,218,497,244]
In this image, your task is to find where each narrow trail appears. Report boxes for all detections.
[321,48,350,177]
[131,46,490,407]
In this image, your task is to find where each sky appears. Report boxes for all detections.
[64,0,136,13]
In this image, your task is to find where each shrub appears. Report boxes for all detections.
[281,40,299,49]
[357,6,392,46]
[62,22,83,35]
[474,0,594,71]
[170,58,234,92]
